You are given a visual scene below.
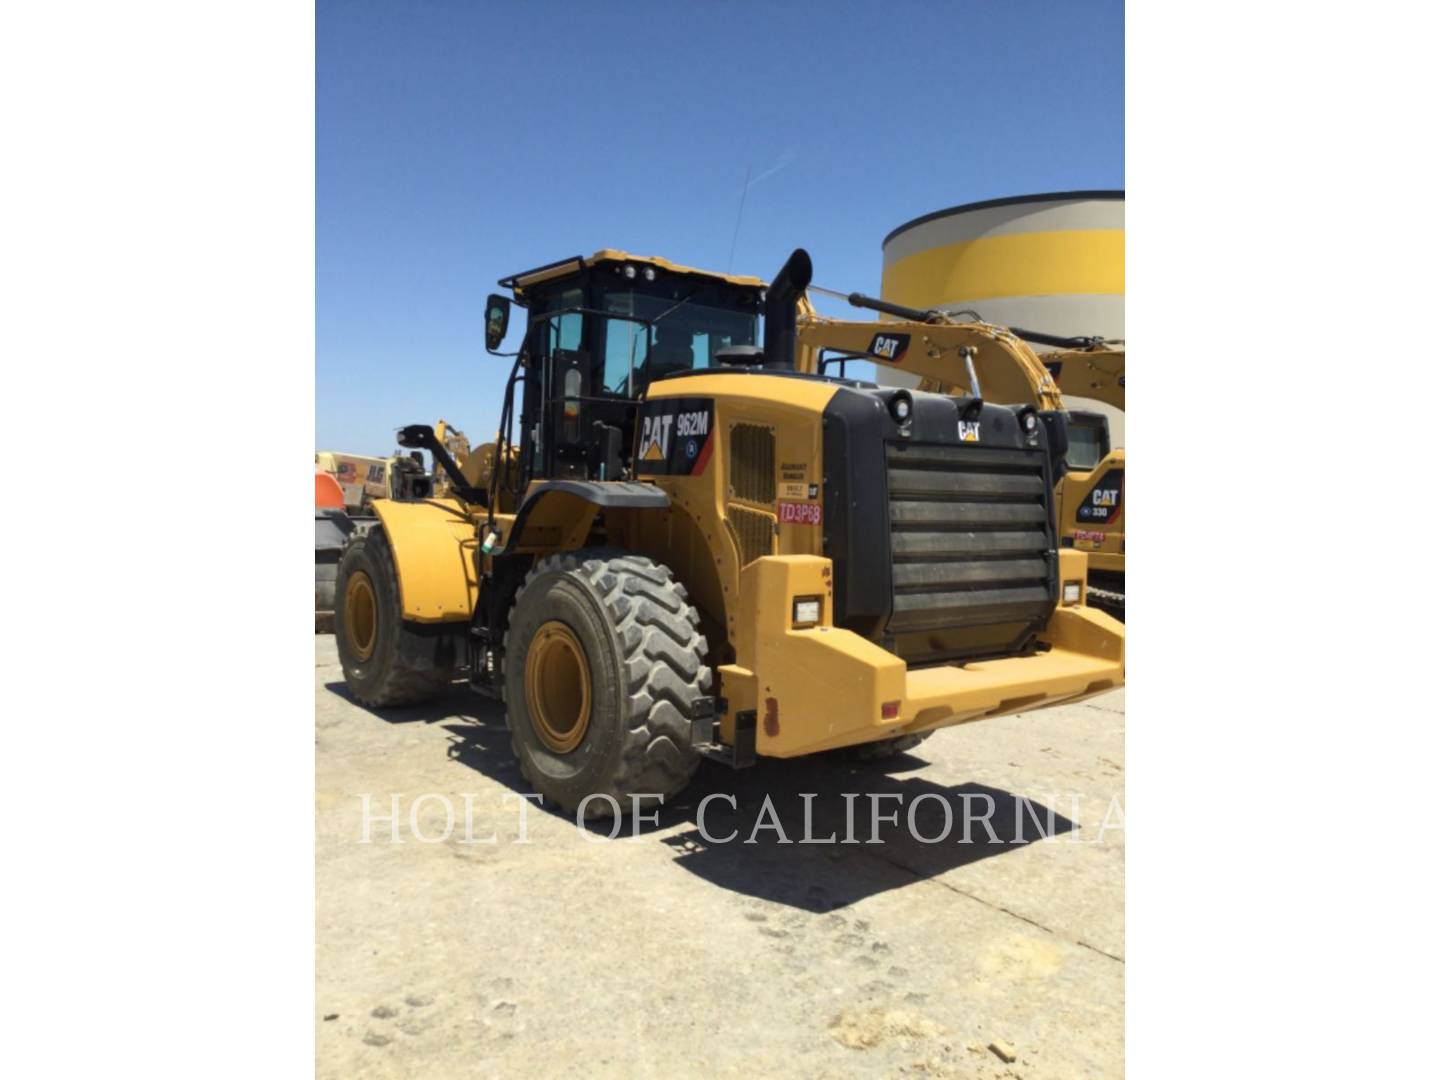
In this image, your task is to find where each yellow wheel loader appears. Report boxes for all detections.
[795,292,1126,619]
[333,249,1123,816]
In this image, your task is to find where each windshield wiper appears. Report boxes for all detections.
[648,288,699,328]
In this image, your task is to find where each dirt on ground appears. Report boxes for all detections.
[316,635,1124,1079]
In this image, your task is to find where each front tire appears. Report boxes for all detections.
[502,549,709,817]
[335,528,457,706]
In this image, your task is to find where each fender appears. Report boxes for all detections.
[495,481,670,555]
[372,498,479,622]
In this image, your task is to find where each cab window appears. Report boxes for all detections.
[598,285,758,396]
[537,288,584,354]
[1065,416,1110,470]
[600,293,649,394]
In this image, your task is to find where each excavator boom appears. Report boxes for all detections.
[1038,347,1125,412]
[795,295,1067,411]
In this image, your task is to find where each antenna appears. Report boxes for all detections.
[726,163,751,273]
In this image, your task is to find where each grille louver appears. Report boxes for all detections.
[885,442,1056,634]
[726,505,776,567]
[729,424,776,504]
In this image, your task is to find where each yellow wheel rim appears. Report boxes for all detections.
[344,571,378,661]
[525,621,592,754]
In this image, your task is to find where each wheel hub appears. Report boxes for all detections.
[525,621,592,754]
[344,571,378,661]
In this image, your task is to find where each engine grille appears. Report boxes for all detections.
[885,442,1056,635]
[729,423,776,504]
[727,504,776,567]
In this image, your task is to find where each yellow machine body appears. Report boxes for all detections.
[1040,347,1125,585]
[372,358,1123,756]
[1057,447,1125,573]
[370,498,479,621]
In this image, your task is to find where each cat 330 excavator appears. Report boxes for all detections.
[794,291,1125,619]
[333,248,1124,815]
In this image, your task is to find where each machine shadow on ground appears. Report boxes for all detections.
[324,678,1074,911]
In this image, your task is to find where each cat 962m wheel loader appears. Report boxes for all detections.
[334,248,1124,815]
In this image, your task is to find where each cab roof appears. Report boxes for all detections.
[499,249,766,294]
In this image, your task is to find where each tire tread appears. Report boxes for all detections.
[503,548,710,813]
[337,529,455,708]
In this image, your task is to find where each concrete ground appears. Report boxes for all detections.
[316,635,1124,1079]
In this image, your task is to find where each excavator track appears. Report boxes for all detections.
[1085,584,1125,622]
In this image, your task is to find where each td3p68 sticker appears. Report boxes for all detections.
[778,501,822,526]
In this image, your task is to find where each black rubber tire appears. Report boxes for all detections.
[335,528,457,707]
[846,731,934,760]
[502,549,709,818]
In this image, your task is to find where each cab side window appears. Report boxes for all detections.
[537,288,584,355]
[602,315,649,394]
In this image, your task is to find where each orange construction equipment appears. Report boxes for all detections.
[315,465,346,510]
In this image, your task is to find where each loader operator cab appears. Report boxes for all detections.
[485,252,767,494]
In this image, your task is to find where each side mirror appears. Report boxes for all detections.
[485,294,512,352]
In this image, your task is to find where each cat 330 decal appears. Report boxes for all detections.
[1076,468,1124,525]
[634,396,715,476]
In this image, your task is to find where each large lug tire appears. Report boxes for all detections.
[335,528,457,707]
[847,731,934,761]
[502,549,710,818]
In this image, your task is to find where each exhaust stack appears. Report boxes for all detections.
[762,248,813,371]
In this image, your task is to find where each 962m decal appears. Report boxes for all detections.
[634,397,715,476]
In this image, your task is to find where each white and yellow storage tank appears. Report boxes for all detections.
[880,190,1124,443]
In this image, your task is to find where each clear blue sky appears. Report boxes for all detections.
[317,0,1124,454]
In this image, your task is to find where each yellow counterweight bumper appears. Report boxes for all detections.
[717,555,1123,758]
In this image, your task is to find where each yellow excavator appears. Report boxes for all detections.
[794,291,1125,619]
[1032,345,1124,618]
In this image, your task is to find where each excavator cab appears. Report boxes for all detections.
[1055,408,1124,619]
[1063,410,1111,471]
